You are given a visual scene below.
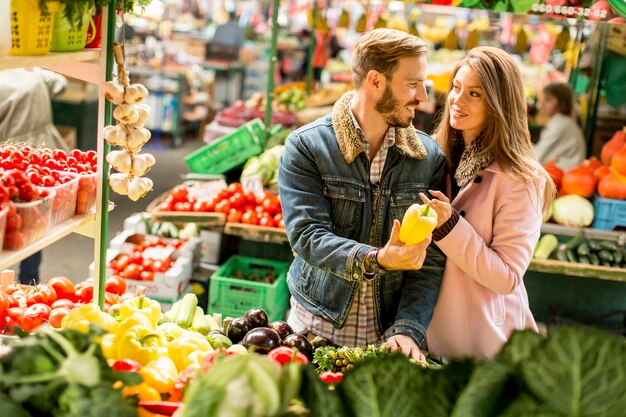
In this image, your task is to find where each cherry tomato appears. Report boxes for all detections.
[48,307,71,328]
[46,276,75,300]
[105,275,127,295]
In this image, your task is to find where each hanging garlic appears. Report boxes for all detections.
[106,149,133,174]
[102,81,125,105]
[131,103,151,128]
[113,103,139,125]
[128,176,153,201]
[124,83,149,104]
[131,153,156,176]
[126,126,151,152]
[102,125,128,146]
[109,172,130,195]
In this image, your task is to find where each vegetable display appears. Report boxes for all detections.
[104,43,155,201]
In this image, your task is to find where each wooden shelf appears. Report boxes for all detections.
[224,223,289,244]
[541,223,626,243]
[0,50,101,71]
[529,258,626,282]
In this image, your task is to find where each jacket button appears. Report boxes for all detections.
[474,176,482,183]
[496,319,504,326]
[460,210,466,217]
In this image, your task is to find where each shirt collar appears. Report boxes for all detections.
[347,99,396,149]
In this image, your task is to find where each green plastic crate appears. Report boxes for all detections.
[209,255,291,321]
[185,118,265,174]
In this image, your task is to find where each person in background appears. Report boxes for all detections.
[533,81,586,171]
[209,9,244,60]
[420,47,556,359]
[278,28,446,361]
[0,67,68,285]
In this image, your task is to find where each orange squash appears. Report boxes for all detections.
[600,127,625,166]
[610,145,626,176]
[597,169,626,200]
[561,164,598,198]
[543,158,563,190]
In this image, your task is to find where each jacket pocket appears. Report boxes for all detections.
[323,179,365,233]
[389,185,426,221]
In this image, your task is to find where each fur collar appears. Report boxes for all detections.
[331,91,427,164]
[453,133,495,188]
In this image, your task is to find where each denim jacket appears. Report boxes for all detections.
[278,91,447,345]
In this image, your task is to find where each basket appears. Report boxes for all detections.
[185,118,265,174]
[49,5,95,52]
[9,0,59,56]
[44,171,79,226]
[209,255,291,321]
[592,196,626,231]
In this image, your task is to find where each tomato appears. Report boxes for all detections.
[21,303,52,332]
[48,307,71,328]
[46,276,76,301]
[74,282,94,304]
[105,275,127,295]
[6,213,22,230]
[227,208,243,223]
[229,192,245,208]
[104,291,119,306]
[53,149,68,161]
[242,209,259,225]
[140,270,155,281]
[5,307,25,334]
[10,291,27,308]
[173,201,191,212]
[0,292,8,318]
[214,200,231,214]
[121,264,142,280]
[111,254,131,271]
[170,185,189,203]
[227,182,243,195]
[26,284,57,306]
[51,298,75,310]
[259,215,276,227]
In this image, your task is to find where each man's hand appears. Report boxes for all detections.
[387,334,426,362]
[377,219,431,270]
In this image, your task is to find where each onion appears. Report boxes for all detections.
[131,153,156,176]
[128,176,153,201]
[102,125,127,147]
[124,83,149,104]
[102,81,125,105]
[113,103,139,125]
[106,149,132,174]
[109,173,130,195]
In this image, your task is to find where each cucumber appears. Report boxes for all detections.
[566,249,577,263]
[576,242,590,257]
[598,241,619,251]
[534,234,559,259]
[588,239,601,252]
[613,249,623,265]
[589,253,600,266]
[578,255,590,264]
[556,246,569,262]
[563,230,585,250]
[598,250,614,263]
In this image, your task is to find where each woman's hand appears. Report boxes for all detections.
[419,190,452,228]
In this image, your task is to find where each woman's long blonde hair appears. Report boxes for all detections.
[433,46,556,212]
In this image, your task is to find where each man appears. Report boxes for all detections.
[278,29,446,361]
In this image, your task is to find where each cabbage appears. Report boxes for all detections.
[551,195,594,227]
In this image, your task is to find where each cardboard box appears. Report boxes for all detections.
[109,230,201,263]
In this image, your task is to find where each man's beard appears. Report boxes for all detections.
[375,85,418,128]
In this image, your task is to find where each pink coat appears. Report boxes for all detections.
[426,162,543,359]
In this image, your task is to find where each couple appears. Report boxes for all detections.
[277,29,556,360]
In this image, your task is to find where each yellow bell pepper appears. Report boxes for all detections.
[157,322,188,344]
[100,333,118,361]
[119,296,161,329]
[399,203,438,245]
[139,356,178,394]
[117,325,160,366]
[122,383,163,417]
[61,303,116,332]
[113,314,154,338]
[167,333,213,371]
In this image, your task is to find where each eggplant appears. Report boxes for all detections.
[227,317,252,344]
[244,307,269,328]
[209,329,226,337]
[242,328,281,353]
[268,320,293,340]
[283,333,313,359]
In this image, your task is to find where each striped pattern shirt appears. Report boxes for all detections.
[286,105,395,347]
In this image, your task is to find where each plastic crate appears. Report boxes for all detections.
[9,0,59,56]
[45,171,79,226]
[593,196,626,231]
[0,206,7,252]
[3,190,55,250]
[75,171,97,214]
[209,255,291,321]
[185,118,264,174]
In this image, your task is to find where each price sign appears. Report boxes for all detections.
[242,174,264,198]
[142,246,175,261]
[187,179,227,201]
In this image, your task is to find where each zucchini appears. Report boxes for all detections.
[175,293,199,329]
[563,230,585,250]
[534,234,559,259]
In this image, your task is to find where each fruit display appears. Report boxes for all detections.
[533,231,626,268]
[156,181,285,229]
[104,43,155,202]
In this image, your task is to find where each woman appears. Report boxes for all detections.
[533,81,586,171]
[421,47,556,359]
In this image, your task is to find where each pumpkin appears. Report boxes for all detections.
[560,164,598,198]
[600,127,625,166]
[610,146,626,176]
[597,169,626,200]
[543,158,563,190]
[594,165,611,179]
[583,156,604,173]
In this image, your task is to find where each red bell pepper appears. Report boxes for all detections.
[111,358,142,373]
[319,371,343,384]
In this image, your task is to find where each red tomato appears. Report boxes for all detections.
[5,307,25,333]
[48,307,71,328]
[242,210,259,225]
[259,216,276,227]
[51,298,75,310]
[104,291,119,306]
[214,199,231,214]
[26,284,57,306]
[105,275,127,295]
[229,192,245,208]
[227,182,243,195]
[0,292,8,318]
[21,303,52,332]
[10,291,27,308]
[140,270,155,281]
[227,208,243,223]
[121,264,142,280]
[46,276,75,300]
[170,185,189,203]
[74,282,94,304]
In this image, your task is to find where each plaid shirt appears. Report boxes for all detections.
[287,106,395,347]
